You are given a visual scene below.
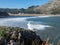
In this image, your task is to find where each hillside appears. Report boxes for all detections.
[33,0,60,14]
[0,0,60,15]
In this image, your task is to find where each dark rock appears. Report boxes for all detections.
[0,11,9,17]
[0,27,51,45]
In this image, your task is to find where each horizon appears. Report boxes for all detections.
[0,0,48,9]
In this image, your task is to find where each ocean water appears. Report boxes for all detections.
[0,16,60,31]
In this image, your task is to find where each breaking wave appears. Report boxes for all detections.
[38,15,52,18]
[0,16,54,30]
[27,22,51,31]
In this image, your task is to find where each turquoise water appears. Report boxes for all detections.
[0,16,60,45]
[0,16,60,31]
[27,16,60,28]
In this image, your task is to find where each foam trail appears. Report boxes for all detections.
[27,22,51,31]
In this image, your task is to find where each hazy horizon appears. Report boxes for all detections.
[0,0,48,9]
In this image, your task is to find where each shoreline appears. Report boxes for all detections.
[9,13,60,16]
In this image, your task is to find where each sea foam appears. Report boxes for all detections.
[0,16,52,30]
[27,22,51,31]
[0,18,27,27]
[38,15,51,18]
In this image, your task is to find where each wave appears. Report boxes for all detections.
[0,18,28,27]
[0,16,37,24]
[0,16,52,30]
[0,18,27,23]
[38,15,52,18]
[38,15,60,18]
[27,22,51,31]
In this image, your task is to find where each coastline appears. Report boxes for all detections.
[9,13,60,16]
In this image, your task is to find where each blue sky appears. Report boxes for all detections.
[0,0,48,9]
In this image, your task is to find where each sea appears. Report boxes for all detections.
[0,15,60,31]
[0,15,60,44]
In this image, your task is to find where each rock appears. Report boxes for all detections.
[9,40,17,45]
[0,36,5,45]
[18,33,21,40]
[0,27,52,45]
[0,11,9,17]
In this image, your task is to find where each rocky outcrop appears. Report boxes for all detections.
[0,27,52,45]
[0,11,9,17]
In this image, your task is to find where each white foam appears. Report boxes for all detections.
[0,16,37,24]
[27,22,51,31]
[0,18,27,23]
[0,16,52,30]
[38,15,60,18]
[38,16,51,18]
[0,18,28,28]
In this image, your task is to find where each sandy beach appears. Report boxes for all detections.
[9,13,60,16]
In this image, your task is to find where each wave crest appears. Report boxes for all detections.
[27,22,51,31]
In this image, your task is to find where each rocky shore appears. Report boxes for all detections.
[0,26,52,45]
